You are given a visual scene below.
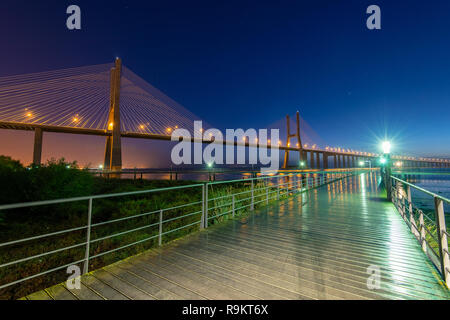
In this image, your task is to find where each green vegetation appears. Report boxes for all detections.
[0,156,203,299]
[0,156,294,300]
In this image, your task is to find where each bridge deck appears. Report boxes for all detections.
[26,173,449,300]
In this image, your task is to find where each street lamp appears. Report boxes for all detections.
[359,161,364,167]
[206,162,215,181]
[299,161,305,168]
[380,141,392,201]
[382,141,391,154]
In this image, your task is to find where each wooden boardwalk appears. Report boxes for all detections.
[25,172,450,300]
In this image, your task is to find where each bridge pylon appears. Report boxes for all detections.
[104,58,123,173]
[282,111,303,169]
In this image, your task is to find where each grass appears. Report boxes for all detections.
[0,155,323,300]
[0,176,205,300]
[0,161,302,300]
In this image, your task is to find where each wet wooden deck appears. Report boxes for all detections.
[25,172,450,300]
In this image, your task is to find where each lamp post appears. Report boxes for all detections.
[381,141,392,201]
[207,162,214,181]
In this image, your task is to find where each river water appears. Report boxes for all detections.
[396,168,450,213]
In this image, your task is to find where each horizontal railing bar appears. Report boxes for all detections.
[91,201,203,228]
[162,210,202,224]
[392,171,450,176]
[206,170,355,186]
[160,220,202,236]
[208,209,234,220]
[90,222,160,244]
[0,170,358,295]
[0,258,86,290]
[391,176,450,203]
[92,210,160,228]
[0,183,204,210]
[0,225,88,248]
[89,234,160,260]
[208,202,233,211]
[0,242,86,268]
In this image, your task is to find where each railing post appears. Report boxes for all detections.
[205,184,209,228]
[83,198,93,275]
[419,210,427,253]
[406,185,419,238]
[232,195,235,217]
[277,176,280,200]
[385,164,392,201]
[200,184,205,229]
[251,178,254,210]
[434,196,450,287]
[158,209,163,246]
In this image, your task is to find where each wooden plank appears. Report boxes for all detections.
[46,284,78,300]
[64,281,104,300]
[92,269,156,300]
[28,173,450,300]
[26,290,52,300]
[80,274,129,300]
[102,265,181,300]
[115,261,207,300]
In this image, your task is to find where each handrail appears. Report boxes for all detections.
[0,183,205,210]
[391,175,450,203]
[392,171,450,176]
[389,174,450,288]
[0,169,361,295]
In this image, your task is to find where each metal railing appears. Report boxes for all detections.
[390,175,450,288]
[0,169,358,297]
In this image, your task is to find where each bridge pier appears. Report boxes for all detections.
[283,111,303,169]
[104,58,123,173]
[310,151,315,168]
[32,128,43,166]
[316,152,321,169]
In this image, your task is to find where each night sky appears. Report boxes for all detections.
[1,0,449,167]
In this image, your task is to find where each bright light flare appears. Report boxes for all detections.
[382,141,391,154]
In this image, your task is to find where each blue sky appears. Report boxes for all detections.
[0,0,449,165]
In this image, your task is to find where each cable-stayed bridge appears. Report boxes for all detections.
[0,58,448,170]
[0,59,450,301]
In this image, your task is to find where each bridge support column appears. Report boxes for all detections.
[104,58,123,173]
[334,154,337,168]
[316,152,321,169]
[310,151,315,168]
[283,111,302,169]
[323,153,328,169]
[338,155,342,168]
[32,128,43,166]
